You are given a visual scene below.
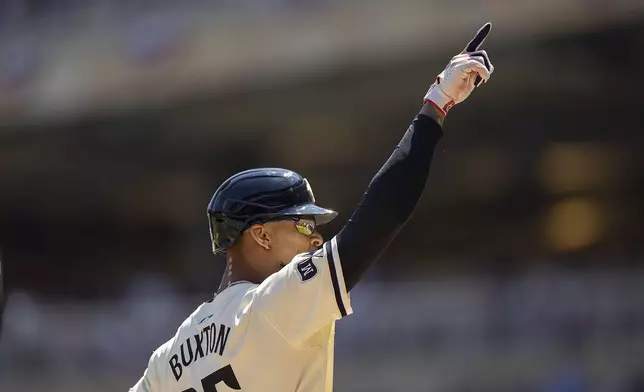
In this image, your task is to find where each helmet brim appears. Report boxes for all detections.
[275,203,338,226]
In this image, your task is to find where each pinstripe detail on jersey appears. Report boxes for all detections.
[325,241,347,317]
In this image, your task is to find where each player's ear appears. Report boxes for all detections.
[248,224,271,251]
[310,231,323,248]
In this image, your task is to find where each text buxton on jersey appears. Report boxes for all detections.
[169,322,232,381]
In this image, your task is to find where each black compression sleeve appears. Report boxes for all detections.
[336,112,443,291]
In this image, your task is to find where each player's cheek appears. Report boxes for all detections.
[277,231,302,262]
[292,233,311,255]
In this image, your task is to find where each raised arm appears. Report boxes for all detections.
[254,23,495,346]
[338,23,495,291]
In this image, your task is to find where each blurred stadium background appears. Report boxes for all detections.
[1,0,644,391]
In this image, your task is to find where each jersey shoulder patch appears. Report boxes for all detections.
[296,256,318,282]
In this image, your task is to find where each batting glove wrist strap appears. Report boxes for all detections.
[424,81,456,116]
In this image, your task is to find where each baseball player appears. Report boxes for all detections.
[130,23,495,392]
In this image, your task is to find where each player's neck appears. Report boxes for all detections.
[217,271,259,294]
[217,254,262,293]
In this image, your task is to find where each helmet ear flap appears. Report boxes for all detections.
[209,213,246,255]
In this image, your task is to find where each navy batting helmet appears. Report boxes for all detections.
[207,168,337,254]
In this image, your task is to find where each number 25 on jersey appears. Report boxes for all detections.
[182,365,241,392]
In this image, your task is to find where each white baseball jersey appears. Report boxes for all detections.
[130,236,352,392]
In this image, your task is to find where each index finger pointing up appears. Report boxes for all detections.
[464,22,492,53]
